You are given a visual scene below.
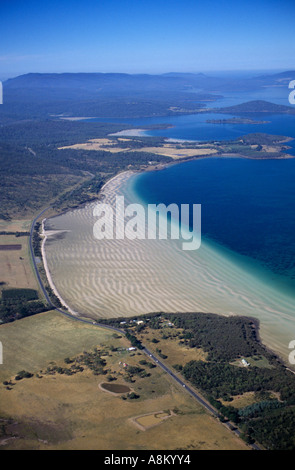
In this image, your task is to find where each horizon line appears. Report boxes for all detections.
[2,67,295,81]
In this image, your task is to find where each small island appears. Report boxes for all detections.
[206,117,270,125]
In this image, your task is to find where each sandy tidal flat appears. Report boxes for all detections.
[43,171,295,364]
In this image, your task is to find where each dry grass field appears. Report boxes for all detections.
[0,232,38,292]
[0,219,31,233]
[139,326,208,368]
[131,410,174,431]
[0,311,248,450]
[58,138,128,153]
[220,392,258,410]
[58,137,218,159]
[130,145,217,159]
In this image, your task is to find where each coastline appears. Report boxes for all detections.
[109,128,149,137]
[41,218,80,316]
[40,133,295,365]
[99,169,138,197]
[41,162,295,365]
[41,169,138,317]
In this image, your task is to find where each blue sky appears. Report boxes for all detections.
[1,0,295,77]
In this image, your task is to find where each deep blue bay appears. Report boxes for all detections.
[51,89,295,358]
[85,88,295,298]
[133,157,295,298]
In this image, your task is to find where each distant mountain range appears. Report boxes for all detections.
[4,70,295,98]
[1,71,295,122]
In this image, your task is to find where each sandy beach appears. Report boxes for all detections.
[108,128,149,137]
[41,167,295,365]
[41,219,80,316]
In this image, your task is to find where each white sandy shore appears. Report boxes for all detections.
[99,170,137,196]
[41,170,136,317]
[109,128,148,137]
[42,169,295,364]
[59,116,95,121]
[41,219,80,316]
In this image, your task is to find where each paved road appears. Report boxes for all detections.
[29,208,261,451]
[29,207,53,305]
[142,347,218,416]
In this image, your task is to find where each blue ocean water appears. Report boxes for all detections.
[85,87,295,297]
[85,86,295,154]
[133,157,295,299]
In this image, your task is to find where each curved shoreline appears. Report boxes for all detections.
[41,169,137,318]
[41,218,80,316]
[40,149,295,366]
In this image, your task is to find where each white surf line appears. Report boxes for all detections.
[41,218,80,316]
[99,169,136,198]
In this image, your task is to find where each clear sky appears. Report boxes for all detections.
[1,0,295,77]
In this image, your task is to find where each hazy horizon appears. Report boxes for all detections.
[1,68,293,83]
[1,0,295,78]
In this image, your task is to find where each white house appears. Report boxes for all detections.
[241,358,250,367]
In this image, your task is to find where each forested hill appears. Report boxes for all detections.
[1,72,295,122]
[4,72,200,94]
[213,100,295,115]
[0,73,215,121]
[4,70,295,95]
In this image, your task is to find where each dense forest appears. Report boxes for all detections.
[168,312,295,450]
[0,287,50,323]
[0,120,173,218]
[0,73,216,123]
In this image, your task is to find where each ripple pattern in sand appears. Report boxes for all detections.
[43,171,295,361]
